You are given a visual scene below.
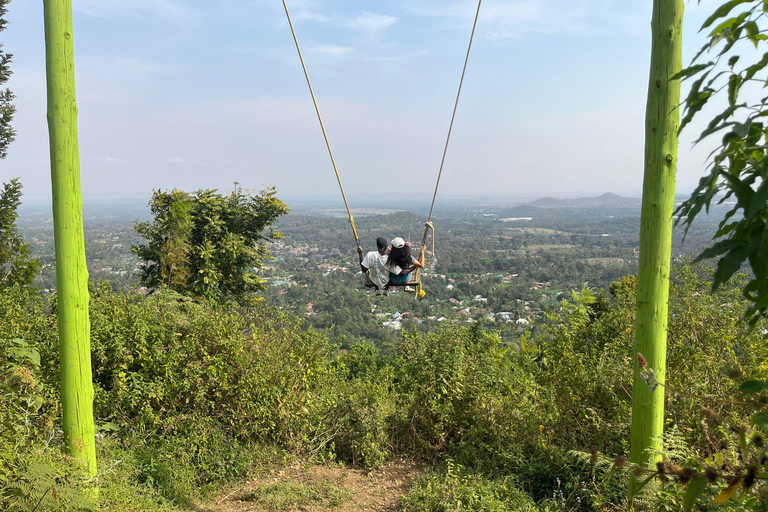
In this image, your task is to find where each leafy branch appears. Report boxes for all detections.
[675,0,768,325]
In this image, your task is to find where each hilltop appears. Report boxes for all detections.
[527,193,641,209]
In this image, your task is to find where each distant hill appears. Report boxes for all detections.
[527,193,641,209]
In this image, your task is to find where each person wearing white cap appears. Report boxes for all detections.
[386,237,426,292]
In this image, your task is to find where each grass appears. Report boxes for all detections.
[240,480,352,510]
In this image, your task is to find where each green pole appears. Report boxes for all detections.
[43,0,97,478]
[630,0,684,478]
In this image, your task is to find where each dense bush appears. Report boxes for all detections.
[392,323,539,464]
[1,264,764,510]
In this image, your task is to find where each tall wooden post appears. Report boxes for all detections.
[630,0,684,478]
[43,0,97,478]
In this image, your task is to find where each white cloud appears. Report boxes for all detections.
[407,0,595,39]
[342,12,397,33]
[85,156,123,162]
[309,45,353,56]
[168,157,185,164]
[73,0,190,22]
[294,11,334,22]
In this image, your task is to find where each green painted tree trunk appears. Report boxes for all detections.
[630,0,684,476]
[43,0,97,478]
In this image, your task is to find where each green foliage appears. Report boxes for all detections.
[0,335,95,511]
[1,259,764,510]
[0,0,14,160]
[0,179,38,290]
[392,323,539,463]
[325,344,394,468]
[675,0,768,324]
[402,460,537,512]
[133,187,289,303]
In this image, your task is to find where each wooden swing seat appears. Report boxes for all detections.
[364,275,421,288]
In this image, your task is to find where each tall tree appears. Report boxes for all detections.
[0,178,38,290]
[133,187,288,303]
[0,0,16,159]
[630,0,684,480]
[43,0,96,478]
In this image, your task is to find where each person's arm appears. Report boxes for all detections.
[401,250,426,274]
[358,248,368,273]
[415,246,426,268]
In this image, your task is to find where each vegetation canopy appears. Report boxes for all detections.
[0,179,37,291]
[132,187,289,303]
[0,0,14,159]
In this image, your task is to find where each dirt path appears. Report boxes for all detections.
[199,462,423,512]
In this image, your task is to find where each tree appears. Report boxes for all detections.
[630,0,684,483]
[0,178,38,290]
[0,0,15,159]
[675,0,768,326]
[43,0,97,478]
[133,187,289,303]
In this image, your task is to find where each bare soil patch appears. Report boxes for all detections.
[200,461,423,512]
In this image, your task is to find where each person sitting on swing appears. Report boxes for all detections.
[358,236,391,295]
[386,237,426,293]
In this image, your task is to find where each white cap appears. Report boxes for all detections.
[391,237,405,248]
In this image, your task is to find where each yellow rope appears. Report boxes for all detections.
[283,0,483,261]
[281,0,360,248]
[421,0,483,250]
[414,221,434,299]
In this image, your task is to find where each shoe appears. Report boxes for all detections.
[404,286,416,293]
[383,290,389,296]
[375,290,382,296]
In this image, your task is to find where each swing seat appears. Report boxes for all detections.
[363,274,421,288]
[387,275,421,287]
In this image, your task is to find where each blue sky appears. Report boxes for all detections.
[3,0,720,204]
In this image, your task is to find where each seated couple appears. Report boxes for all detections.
[357,236,426,295]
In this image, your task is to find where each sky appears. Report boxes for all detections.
[1,0,724,204]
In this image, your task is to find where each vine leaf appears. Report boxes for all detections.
[683,475,709,512]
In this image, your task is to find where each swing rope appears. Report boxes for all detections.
[421,0,483,249]
[282,0,483,279]
[281,0,361,250]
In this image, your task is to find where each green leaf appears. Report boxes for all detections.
[701,0,751,31]
[739,380,764,394]
[683,476,709,512]
[681,89,714,132]
[98,421,120,432]
[745,52,768,81]
[753,413,768,431]
[746,20,761,47]
[714,244,749,286]
[672,62,715,81]
[695,238,746,262]
[708,11,749,37]
[728,75,742,106]
[629,474,656,502]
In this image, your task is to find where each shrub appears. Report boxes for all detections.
[402,460,537,512]
[392,323,540,467]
